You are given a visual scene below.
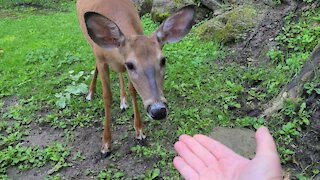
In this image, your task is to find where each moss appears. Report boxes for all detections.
[197,18,226,41]
[197,5,257,43]
[173,0,196,3]
[150,0,194,22]
[134,0,153,16]
[173,0,183,3]
[224,5,256,31]
[151,11,171,22]
[145,0,153,7]
[141,0,153,15]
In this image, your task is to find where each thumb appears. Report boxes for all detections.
[255,127,278,157]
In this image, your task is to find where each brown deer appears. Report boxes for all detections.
[76,0,196,156]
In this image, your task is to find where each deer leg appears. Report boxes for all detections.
[129,82,146,145]
[119,73,128,112]
[97,62,112,155]
[86,66,98,101]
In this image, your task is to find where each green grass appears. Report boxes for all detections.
[0,0,72,11]
[0,3,319,179]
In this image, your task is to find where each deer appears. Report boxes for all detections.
[76,0,196,156]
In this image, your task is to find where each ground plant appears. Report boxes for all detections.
[0,2,319,179]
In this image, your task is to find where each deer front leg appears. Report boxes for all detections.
[119,73,128,112]
[129,82,146,145]
[97,63,112,156]
[86,66,98,101]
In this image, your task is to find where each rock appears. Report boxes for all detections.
[201,0,240,11]
[201,0,223,11]
[196,5,257,43]
[151,0,194,22]
[209,127,256,159]
[195,5,214,23]
[132,0,153,16]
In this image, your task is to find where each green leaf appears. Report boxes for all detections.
[151,168,160,179]
[56,97,66,109]
[114,172,124,178]
[65,83,88,95]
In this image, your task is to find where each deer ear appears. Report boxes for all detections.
[155,5,196,45]
[84,12,125,49]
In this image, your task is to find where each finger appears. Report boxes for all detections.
[255,127,279,157]
[179,134,219,166]
[174,141,207,173]
[255,127,282,176]
[194,134,236,160]
[173,156,199,180]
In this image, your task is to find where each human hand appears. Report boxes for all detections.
[173,127,283,180]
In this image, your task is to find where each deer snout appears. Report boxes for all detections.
[147,102,168,120]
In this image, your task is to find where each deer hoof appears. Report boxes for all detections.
[94,151,111,162]
[120,105,128,113]
[100,143,111,156]
[120,99,128,112]
[86,92,93,101]
[136,137,147,146]
[100,151,111,159]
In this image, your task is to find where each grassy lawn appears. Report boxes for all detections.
[0,3,319,179]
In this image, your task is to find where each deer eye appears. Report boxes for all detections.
[160,57,166,67]
[125,62,135,71]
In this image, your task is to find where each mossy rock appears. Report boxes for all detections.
[133,0,153,16]
[151,0,195,22]
[151,11,171,22]
[197,5,257,43]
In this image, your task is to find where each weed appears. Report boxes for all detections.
[0,121,7,132]
[235,117,265,129]
[144,168,160,180]
[45,143,71,172]
[272,0,283,5]
[1,144,45,173]
[72,150,86,161]
[304,82,320,95]
[55,70,88,109]
[272,100,311,164]
[264,8,320,171]
[131,143,169,159]
[97,164,125,180]
[45,174,62,180]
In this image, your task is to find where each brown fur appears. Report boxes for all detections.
[76,0,195,154]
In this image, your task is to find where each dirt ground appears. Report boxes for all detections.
[5,109,159,179]
[4,97,258,179]
[291,91,320,179]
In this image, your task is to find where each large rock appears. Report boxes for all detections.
[132,0,153,16]
[201,0,223,11]
[151,0,194,22]
[195,5,214,23]
[201,0,239,11]
[197,5,257,43]
[210,127,256,159]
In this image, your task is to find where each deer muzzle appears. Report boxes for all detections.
[147,102,168,120]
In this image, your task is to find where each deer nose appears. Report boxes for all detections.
[147,102,168,120]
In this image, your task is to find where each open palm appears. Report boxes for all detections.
[173,127,283,180]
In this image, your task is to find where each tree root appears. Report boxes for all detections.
[260,44,320,118]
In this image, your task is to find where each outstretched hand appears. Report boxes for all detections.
[173,127,283,180]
